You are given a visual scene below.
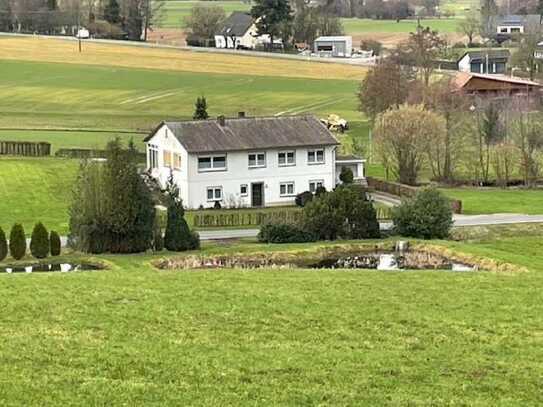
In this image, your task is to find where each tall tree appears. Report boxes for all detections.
[511,24,543,81]
[396,26,446,86]
[193,96,209,120]
[251,0,293,50]
[183,4,225,39]
[457,12,480,47]
[374,104,446,185]
[104,0,121,24]
[358,59,413,122]
[480,0,498,38]
[0,0,13,32]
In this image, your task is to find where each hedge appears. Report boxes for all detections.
[55,148,146,162]
[0,141,51,156]
[367,177,463,214]
[193,209,302,228]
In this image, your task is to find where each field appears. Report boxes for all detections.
[159,0,251,29]
[1,226,543,404]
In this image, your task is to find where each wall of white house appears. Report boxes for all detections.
[185,146,337,209]
[497,25,524,34]
[458,55,471,73]
[214,24,272,49]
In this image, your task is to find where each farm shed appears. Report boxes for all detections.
[314,36,353,58]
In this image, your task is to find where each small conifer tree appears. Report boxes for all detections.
[339,166,354,184]
[9,223,26,260]
[50,231,61,256]
[0,227,7,262]
[193,96,209,120]
[30,222,50,259]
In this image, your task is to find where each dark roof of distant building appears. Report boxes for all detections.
[216,12,254,37]
[458,49,510,63]
[145,115,339,153]
[496,14,542,26]
[452,72,542,90]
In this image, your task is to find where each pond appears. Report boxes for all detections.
[155,246,477,272]
[2,263,105,274]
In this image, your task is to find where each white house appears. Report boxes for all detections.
[214,11,273,49]
[314,36,353,58]
[144,114,366,209]
[496,15,542,35]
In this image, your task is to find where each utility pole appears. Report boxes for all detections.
[77,0,81,53]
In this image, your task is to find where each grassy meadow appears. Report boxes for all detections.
[0,226,543,404]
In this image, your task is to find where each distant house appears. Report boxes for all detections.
[314,36,353,58]
[457,50,510,75]
[144,114,366,209]
[214,12,272,49]
[452,72,542,97]
[496,14,542,35]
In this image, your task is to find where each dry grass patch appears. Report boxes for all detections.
[0,36,367,80]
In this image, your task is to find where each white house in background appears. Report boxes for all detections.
[214,11,273,49]
[144,114,366,209]
[314,36,353,58]
[495,15,542,35]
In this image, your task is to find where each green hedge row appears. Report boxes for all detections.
[193,209,302,228]
[55,148,146,162]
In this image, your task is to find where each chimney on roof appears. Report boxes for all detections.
[238,111,246,118]
[217,115,226,126]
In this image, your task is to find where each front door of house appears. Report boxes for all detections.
[251,183,264,207]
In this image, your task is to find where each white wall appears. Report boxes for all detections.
[214,24,272,49]
[185,146,337,209]
[146,124,189,202]
[458,54,471,73]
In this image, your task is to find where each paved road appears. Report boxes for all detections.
[49,213,543,247]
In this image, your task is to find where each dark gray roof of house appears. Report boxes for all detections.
[217,12,254,37]
[146,115,339,153]
[336,154,364,162]
[496,14,542,26]
[459,49,510,63]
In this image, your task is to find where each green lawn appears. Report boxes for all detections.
[0,229,543,404]
[342,17,461,35]
[0,157,78,235]
[441,188,543,215]
[159,0,250,29]
[0,59,362,131]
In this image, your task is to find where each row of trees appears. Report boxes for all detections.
[69,139,199,254]
[359,56,543,187]
[0,223,61,261]
[0,0,163,41]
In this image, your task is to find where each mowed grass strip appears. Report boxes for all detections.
[0,59,363,131]
[0,235,542,404]
[0,36,367,81]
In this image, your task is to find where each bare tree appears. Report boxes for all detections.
[456,12,480,47]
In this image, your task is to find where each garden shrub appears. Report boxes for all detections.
[0,227,7,261]
[9,224,26,260]
[339,166,354,184]
[30,222,50,259]
[392,188,453,239]
[258,222,316,244]
[295,191,313,207]
[50,231,61,256]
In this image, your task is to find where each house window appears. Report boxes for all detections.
[279,182,295,197]
[206,186,223,201]
[248,152,266,168]
[240,184,248,196]
[511,27,521,33]
[148,144,159,169]
[163,150,172,168]
[308,149,325,164]
[499,27,508,33]
[317,45,333,51]
[309,180,324,193]
[278,151,295,166]
[173,153,182,170]
[198,155,226,171]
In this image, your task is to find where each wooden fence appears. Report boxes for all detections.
[0,141,51,157]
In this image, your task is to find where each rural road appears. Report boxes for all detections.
[47,214,543,247]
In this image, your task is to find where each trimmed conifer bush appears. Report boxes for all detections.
[50,231,61,256]
[0,227,7,262]
[30,222,50,259]
[153,226,164,252]
[339,166,354,184]
[9,224,26,260]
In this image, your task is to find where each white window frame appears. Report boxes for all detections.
[240,184,248,196]
[198,154,227,172]
[278,150,296,167]
[279,182,295,197]
[308,148,325,165]
[148,144,159,170]
[309,180,324,193]
[206,186,223,202]
[248,152,266,169]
